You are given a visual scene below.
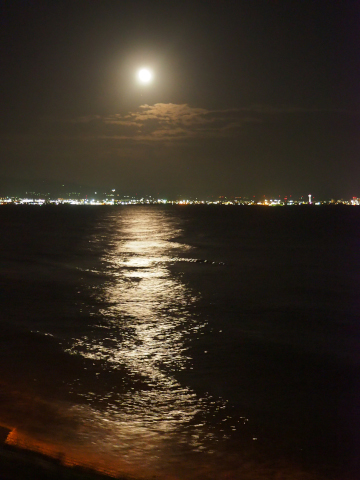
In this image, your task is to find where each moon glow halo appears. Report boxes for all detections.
[138,68,153,84]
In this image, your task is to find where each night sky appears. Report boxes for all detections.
[1,0,359,198]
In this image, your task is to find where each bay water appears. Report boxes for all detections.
[0,205,359,479]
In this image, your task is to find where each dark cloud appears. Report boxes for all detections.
[46,103,352,145]
[67,104,251,143]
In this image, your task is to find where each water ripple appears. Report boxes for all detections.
[64,209,241,474]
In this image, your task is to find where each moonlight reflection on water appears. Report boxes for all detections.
[64,209,232,475]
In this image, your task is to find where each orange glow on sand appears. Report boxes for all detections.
[5,428,137,478]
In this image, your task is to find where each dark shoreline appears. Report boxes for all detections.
[0,443,128,480]
[0,426,128,480]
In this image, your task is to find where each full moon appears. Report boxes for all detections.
[138,68,153,84]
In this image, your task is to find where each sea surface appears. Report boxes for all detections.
[0,205,359,480]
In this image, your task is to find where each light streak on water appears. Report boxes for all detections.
[62,209,236,477]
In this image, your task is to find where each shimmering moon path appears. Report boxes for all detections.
[64,209,223,475]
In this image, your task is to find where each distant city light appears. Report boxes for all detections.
[0,194,358,207]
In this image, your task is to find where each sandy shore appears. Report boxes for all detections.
[0,445,128,480]
[0,426,132,480]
